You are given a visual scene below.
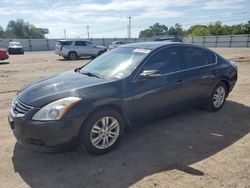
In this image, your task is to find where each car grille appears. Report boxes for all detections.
[11,98,33,117]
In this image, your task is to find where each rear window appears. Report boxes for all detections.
[75,41,86,46]
[183,46,212,69]
[57,41,72,46]
[207,51,216,64]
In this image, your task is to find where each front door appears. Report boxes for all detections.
[131,46,187,121]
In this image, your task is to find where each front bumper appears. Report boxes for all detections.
[9,48,23,54]
[8,112,85,152]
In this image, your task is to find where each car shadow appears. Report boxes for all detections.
[12,101,250,188]
[0,61,10,65]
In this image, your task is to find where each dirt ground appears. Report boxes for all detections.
[0,49,249,188]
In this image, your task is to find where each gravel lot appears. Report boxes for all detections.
[0,49,249,188]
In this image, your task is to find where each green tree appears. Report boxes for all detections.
[168,23,184,36]
[139,23,168,38]
[243,21,250,33]
[0,26,4,38]
[3,19,44,39]
[188,25,210,36]
[208,21,224,35]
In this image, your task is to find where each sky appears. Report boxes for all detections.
[0,0,250,38]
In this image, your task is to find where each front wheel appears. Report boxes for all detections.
[80,108,125,155]
[207,82,228,111]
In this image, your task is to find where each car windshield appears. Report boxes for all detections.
[80,47,150,79]
[10,42,21,45]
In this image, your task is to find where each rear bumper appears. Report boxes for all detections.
[55,50,63,56]
[229,81,236,93]
[8,113,85,152]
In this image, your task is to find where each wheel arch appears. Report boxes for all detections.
[80,103,132,133]
[218,77,230,95]
[68,50,78,57]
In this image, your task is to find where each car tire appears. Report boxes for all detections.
[68,52,77,60]
[207,82,228,112]
[80,108,125,155]
[63,56,69,60]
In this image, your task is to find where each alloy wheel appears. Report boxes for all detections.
[90,116,120,149]
[213,86,226,108]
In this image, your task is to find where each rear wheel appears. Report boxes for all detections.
[207,82,228,111]
[80,108,125,155]
[68,52,77,60]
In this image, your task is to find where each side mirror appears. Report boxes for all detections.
[138,70,161,79]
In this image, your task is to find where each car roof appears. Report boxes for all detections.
[120,41,182,50]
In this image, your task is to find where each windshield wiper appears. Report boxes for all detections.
[81,71,101,78]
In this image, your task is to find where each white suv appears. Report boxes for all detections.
[55,40,107,60]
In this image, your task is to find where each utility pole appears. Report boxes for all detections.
[63,29,66,39]
[86,26,90,39]
[126,16,133,38]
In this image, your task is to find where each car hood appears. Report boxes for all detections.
[17,70,112,107]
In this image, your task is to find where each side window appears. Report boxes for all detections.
[207,51,216,64]
[142,47,181,74]
[85,41,94,46]
[183,47,209,69]
[75,41,86,46]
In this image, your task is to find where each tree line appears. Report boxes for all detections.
[0,19,44,39]
[1,19,250,39]
[139,21,250,38]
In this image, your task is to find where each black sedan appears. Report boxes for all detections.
[8,42,237,155]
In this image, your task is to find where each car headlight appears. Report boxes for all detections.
[32,97,81,121]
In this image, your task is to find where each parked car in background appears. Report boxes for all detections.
[154,37,183,42]
[0,48,9,61]
[8,42,24,54]
[9,42,237,155]
[109,41,125,50]
[55,40,107,60]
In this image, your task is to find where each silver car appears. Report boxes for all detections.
[55,40,107,60]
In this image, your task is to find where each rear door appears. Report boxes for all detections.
[180,46,218,102]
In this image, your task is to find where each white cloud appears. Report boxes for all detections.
[79,0,198,11]
[203,0,246,9]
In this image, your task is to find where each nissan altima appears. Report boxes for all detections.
[8,42,237,155]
